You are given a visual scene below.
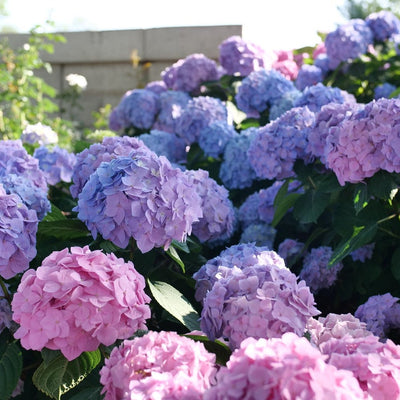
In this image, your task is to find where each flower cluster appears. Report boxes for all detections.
[33,145,77,186]
[11,246,151,361]
[299,246,344,293]
[277,238,304,263]
[20,122,58,146]
[366,10,400,42]
[70,135,152,198]
[295,64,324,91]
[199,250,319,349]
[374,82,397,99]
[100,330,216,400]
[247,106,315,180]
[239,223,276,248]
[185,169,236,244]
[0,184,38,279]
[268,88,302,120]
[204,333,365,399]
[65,73,87,90]
[350,242,375,262]
[75,152,202,252]
[272,49,300,80]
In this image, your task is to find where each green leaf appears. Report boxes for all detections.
[185,335,232,366]
[368,171,400,200]
[353,184,369,214]
[390,247,400,281]
[147,280,200,332]
[293,190,331,224]
[329,224,377,266]
[272,192,302,227]
[33,350,101,400]
[171,239,190,253]
[65,387,103,400]
[0,340,22,400]
[166,245,185,273]
[38,219,90,240]
[42,204,67,222]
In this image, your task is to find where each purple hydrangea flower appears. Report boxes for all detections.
[152,90,191,133]
[374,82,397,99]
[219,128,257,189]
[185,169,236,244]
[193,243,287,304]
[175,96,228,145]
[247,106,316,180]
[299,246,344,293]
[200,259,320,349]
[144,80,168,94]
[295,64,324,91]
[0,185,38,279]
[325,19,373,69]
[109,88,160,130]
[277,238,304,261]
[355,293,399,338]
[162,54,219,94]
[366,10,400,42]
[198,120,239,158]
[235,69,297,117]
[325,97,400,185]
[75,152,203,253]
[70,136,152,198]
[0,174,50,220]
[218,35,269,76]
[161,59,184,89]
[34,145,77,186]
[269,89,302,120]
[313,53,331,74]
[350,242,375,262]
[294,82,356,112]
[138,129,187,164]
[0,140,48,192]
[239,223,276,248]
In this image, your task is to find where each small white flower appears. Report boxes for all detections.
[21,122,58,146]
[65,73,87,90]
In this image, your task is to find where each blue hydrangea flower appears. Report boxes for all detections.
[219,128,258,189]
[161,59,184,89]
[75,152,203,253]
[152,90,191,133]
[313,54,331,74]
[175,96,228,145]
[295,64,324,91]
[366,10,400,42]
[109,89,160,130]
[138,130,187,164]
[374,82,397,99]
[198,120,239,158]
[239,223,276,248]
[325,19,373,69]
[269,89,302,121]
[294,83,356,112]
[145,80,168,94]
[34,145,77,186]
[0,174,50,220]
[70,136,152,198]
[247,106,316,180]
[185,169,236,244]
[299,246,344,293]
[235,69,297,117]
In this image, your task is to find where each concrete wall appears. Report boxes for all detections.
[0,26,243,129]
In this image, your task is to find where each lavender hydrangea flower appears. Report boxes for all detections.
[198,120,239,158]
[374,82,397,99]
[294,82,356,112]
[70,136,152,198]
[144,80,168,94]
[185,169,236,244]
[355,292,399,338]
[109,88,160,130]
[295,64,324,91]
[325,97,400,185]
[247,106,315,180]
[34,145,77,186]
[193,243,287,304]
[325,19,373,69]
[239,223,276,248]
[175,96,228,145]
[218,35,269,76]
[299,246,344,293]
[350,242,375,262]
[277,238,304,262]
[200,260,320,349]
[75,152,202,253]
[162,54,219,94]
[366,10,400,42]
[20,122,58,146]
[152,90,191,133]
[235,69,297,117]
[219,128,257,189]
[138,129,187,164]
[0,174,50,220]
[161,59,184,89]
[0,185,38,279]
[314,53,331,74]
[0,139,48,192]
[269,88,302,121]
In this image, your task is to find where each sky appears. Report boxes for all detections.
[1,0,348,51]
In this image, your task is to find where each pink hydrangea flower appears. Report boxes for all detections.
[99,330,216,400]
[204,333,365,399]
[272,49,299,80]
[11,246,151,360]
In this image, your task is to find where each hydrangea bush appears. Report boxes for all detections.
[4,9,400,400]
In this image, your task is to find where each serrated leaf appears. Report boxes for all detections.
[43,204,67,222]
[38,219,90,240]
[293,190,331,224]
[329,224,377,266]
[33,350,101,400]
[0,341,22,400]
[147,280,200,332]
